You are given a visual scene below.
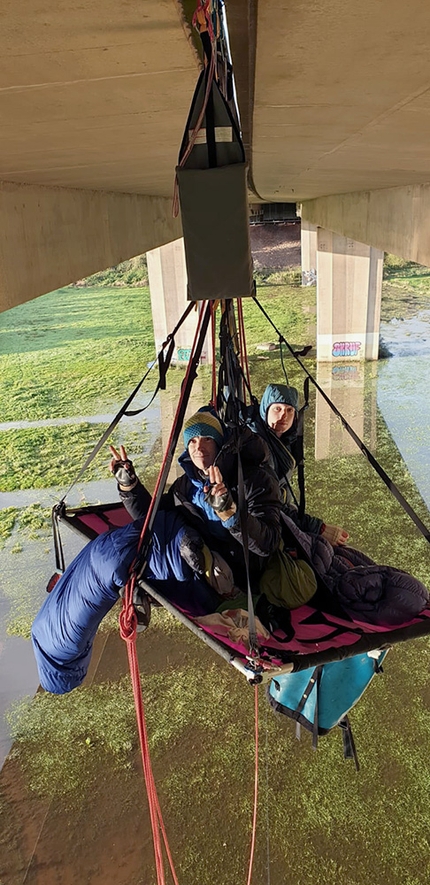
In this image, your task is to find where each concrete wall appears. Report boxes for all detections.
[0,181,182,313]
[301,182,430,266]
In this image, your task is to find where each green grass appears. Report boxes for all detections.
[384,252,430,284]
[0,282,315,493]
[242,282,315,349]
[0,286,156,421]
[382,254,430,321]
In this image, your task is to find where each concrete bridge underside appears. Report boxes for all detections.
[2,0,430,313]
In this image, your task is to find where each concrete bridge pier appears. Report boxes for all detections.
[147,238,212,366]
[301,219,317,286]
[316,228,384,362]
[314,361,378,460]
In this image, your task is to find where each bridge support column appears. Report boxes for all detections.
[316,229,384,361]
[314,362,377,460]
[301,220,317,286]
[147,238,212,365]
[147,238,213,483]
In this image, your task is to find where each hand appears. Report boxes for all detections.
[204,465,236,520]
[321,524,349,546]
[109,444,137,490]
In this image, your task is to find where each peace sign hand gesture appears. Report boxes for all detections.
[204,465,236,519]
[109,445,138,490]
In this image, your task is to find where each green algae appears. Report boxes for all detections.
[0,503,51,548]
[0,421,151,492]
[6,679,137,801]
[7,634,430,884]
[0,507,17,547]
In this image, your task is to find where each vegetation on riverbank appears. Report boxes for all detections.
[383,253,430,320]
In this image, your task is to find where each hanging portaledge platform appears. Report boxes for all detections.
[176,67,254,302]
[56,504,430,683]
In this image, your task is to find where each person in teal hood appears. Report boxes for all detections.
[255,383,350,546]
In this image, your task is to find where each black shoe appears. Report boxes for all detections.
[133,586,151,632]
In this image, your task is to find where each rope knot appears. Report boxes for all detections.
[119,595,138,642]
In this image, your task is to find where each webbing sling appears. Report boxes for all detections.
[253,295,430,544]
[56,300,195,506]
[295,377,310,520]
[294,665,322,749]
[133,301,213,579]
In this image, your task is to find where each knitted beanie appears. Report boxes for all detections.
[183,410,224,449]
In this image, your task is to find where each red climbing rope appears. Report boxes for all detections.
[119,609,179,885]
[118,304,211,884]
[192,0,217,44]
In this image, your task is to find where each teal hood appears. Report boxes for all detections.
[259,384,299,422]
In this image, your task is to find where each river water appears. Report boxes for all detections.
[0,310,429,769]
[377,309,430,510]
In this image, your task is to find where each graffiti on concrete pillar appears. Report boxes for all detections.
[332,341,362,358]
[176,347,208,364]
[176,347,192,362]
[301,268,317,286]
[331,364,359,379]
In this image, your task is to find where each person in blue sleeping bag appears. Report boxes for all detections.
[31,504,222,695]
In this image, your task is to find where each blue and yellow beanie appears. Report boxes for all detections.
[183,409,224,449]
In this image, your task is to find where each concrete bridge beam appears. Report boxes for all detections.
[301,182,430,267]
[0,181,182,313]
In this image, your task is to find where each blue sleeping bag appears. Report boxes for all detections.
[32,512,218,694]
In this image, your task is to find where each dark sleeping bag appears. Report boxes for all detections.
[281,513,429,626]
[31,512,218,694]
[331,564,429,625]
